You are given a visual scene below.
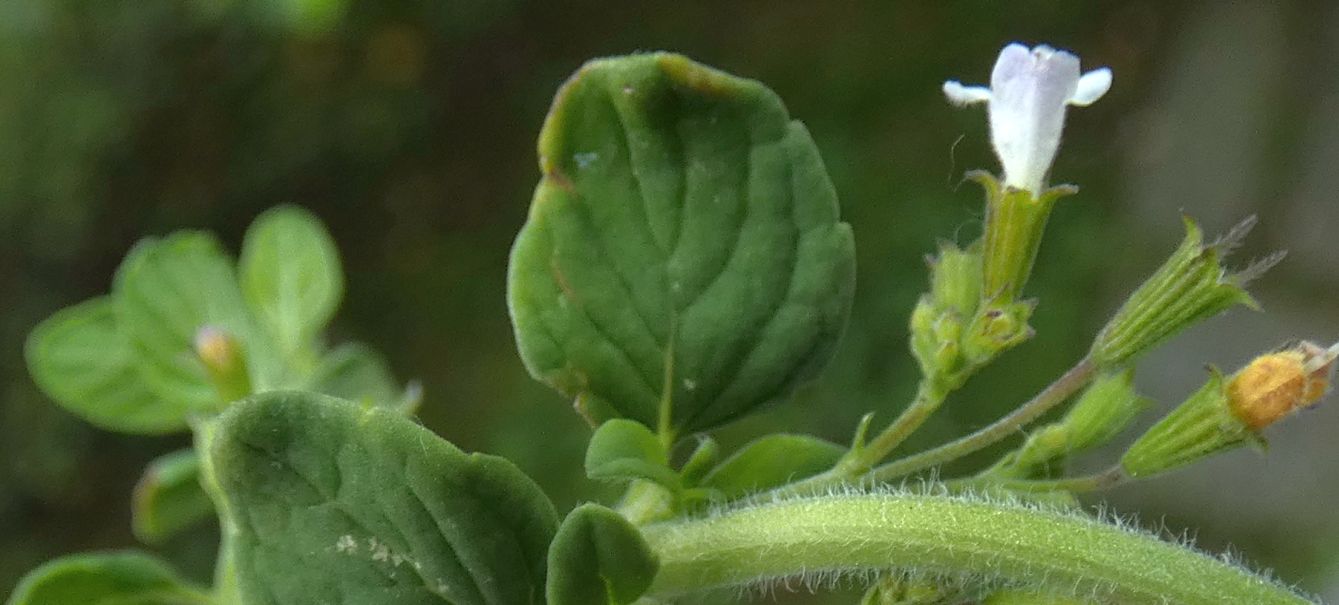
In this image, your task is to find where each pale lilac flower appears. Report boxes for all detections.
[944,43,1112,193]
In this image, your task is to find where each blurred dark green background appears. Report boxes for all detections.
[4,1,1339,601]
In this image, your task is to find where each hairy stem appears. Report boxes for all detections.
[866,356,1098,484]
[641,493,1307,604]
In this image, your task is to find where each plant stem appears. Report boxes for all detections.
[841,378,947,475]
[948,465,1130,494]
[866,356,1098,484]
[640,493,1307,604]
[191,419,241,605]
[773,356,1098,497]
[773,379,948,497]
[1013,465,1129,493]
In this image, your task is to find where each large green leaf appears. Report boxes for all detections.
[546,504,658,605]
[25,297,187,434]
[700,433,845,499]
[113,232,278,410]
[508,53,855,434]
[239,206,344,359]
[132,449,214,544]
[207,391,558,605]
[6,551,210,605]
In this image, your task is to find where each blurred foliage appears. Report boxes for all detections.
[4,1,1339,602]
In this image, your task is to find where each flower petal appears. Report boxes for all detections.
[1070,68,1113,106]
[988,45,1082,191]
[943,81,991,106]
[989,43,1034,92]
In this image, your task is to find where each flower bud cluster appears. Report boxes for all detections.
[928,43,1109,378]
[909,242,1033,391]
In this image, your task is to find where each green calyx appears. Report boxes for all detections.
[1120,368,1256,478]
[1060,369,1151,452]
[974,171,1077,305]
[1091,216,1272,367]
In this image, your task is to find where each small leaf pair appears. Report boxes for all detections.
[26,206,405,435]
[586,418,843,504]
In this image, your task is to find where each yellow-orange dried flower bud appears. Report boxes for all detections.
[194,327,239,373]
[1228,342,1336,430]
[193,326,252,402]
[1122,340,1336,478]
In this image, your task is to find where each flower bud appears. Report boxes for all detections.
[928,240,981,316]
[1062,368,1151,452]
[1091,216,1280,367]
[909,243,982,387]
[961,299,1035,366]
[993,370,1148,478]
[910,238,1040,388]
[1228,342,1335,430]
[193,326,252,403]
[1121,342,1335,478]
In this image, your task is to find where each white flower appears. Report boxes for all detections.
[943,43,1112,193]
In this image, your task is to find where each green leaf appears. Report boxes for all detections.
[113,232,279,410]
[546,504,658,605]
[701,434,844,498]
[25,297,187,434]
[6,550,210,605]
[584,419,677,490]
[207,391,558,605]
[306,343,411,412]
[508,53,855,434]
[132,449,214,544]
[239,206,344,358]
